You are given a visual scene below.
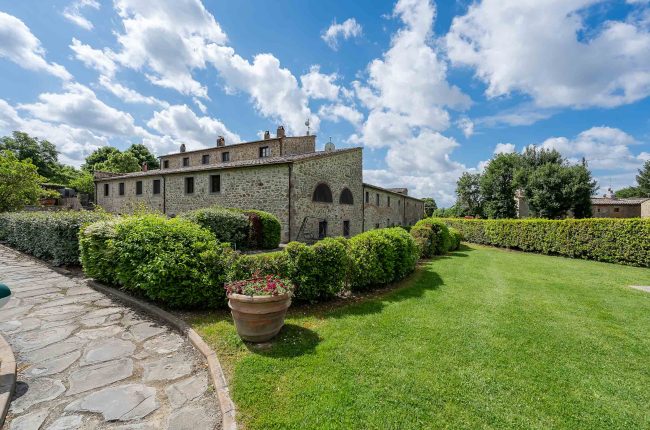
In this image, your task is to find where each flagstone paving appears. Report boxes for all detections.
[0,246,220,429]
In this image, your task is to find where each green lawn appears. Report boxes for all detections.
[188,245,650,429]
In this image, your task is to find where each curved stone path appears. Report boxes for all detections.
[0,245,221,429]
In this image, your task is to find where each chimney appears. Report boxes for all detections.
[142,162,148,172]
[180,143,186,153]
[276,125,285,138]
[216,136,225,147]
[263,130,270,140]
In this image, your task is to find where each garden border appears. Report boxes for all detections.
[0,332,16,428]
[86,280,238,430]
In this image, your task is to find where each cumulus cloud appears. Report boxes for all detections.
[98,76,169,108]
[147,104,240,150]
[0,12,71,80]
[318,104,364,127]
[300,66,340,101]
[322,18,363,50]
[62,0,99,30]
[70,38,117,77]
[494,143,516,154]
[456,117,474,138]
[446,0,650,108]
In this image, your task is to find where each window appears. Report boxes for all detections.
[210,174,221,193]
[596,208,600,213]
[343,220,350,237]
[135,181,143,195]
[318,220,328,239]
[259,146,270,158]
[387,196,391,207]
[163,160,169,169]
[153,179,161,195]
[312,183,333,203]
[614,207,620,212]
[339,188,354,205]
[376,193,380,206]
[185,177,194,194]
[375,223,380,229]
[182,157,190,167]
[104,183,109,196]
[202,154,210,165]
[118,182,125,196]
[222,152,230,162]
[365,191,369,203]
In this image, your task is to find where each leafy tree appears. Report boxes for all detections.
[422,197,438,217]
[93,151,141,173]
[0,131,61,180]
[568,164,597,218]
[0,151,45,212]
[615,186,644,198]
[82,146,120,172]
[636,160,650,196]
[68,171,95,195]
[480,153,521,219]
[456,172,483,217]
[126,143,159,169]
[431,206,459,218]
[524,163,573,219]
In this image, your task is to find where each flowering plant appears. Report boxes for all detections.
[225,273,295,297]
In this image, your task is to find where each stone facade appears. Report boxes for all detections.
[362,184,424,230]
[592,198,650,218]
[95,133,424,243]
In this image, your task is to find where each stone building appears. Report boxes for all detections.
[591,197,650,218]
[94,127,424,243]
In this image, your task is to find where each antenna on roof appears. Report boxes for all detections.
[324,136,335,152]
[305,118,310,136]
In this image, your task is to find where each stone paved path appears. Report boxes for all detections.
[0,246,221,429]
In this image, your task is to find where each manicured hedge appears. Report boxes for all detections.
[443,218,650,267]
[80,214,234,308]
[448,227,462,251]
[0,211,109,265]
[180,207,249,249]
[410,218,452,258]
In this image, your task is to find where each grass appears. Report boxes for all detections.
[188,244,650,429]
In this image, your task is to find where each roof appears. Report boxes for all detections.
[363,183,423,202]
[591,197,650,205]
[158,134,316,158]
[95,147,360,181]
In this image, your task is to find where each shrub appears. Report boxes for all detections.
[81,214,234,308]
[448,227,462,251]
[180,207,249,249]
[443,218,650,267]
[241,209,281,249]
[0,210,109,265]
[79,218,120,283]
[348,228,419,291]
[228,251,289,282]
[410,218,451,258]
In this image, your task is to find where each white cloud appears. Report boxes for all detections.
[446,0,650,108]
[193,97,207,114]
[456,117,474,138]
[98,75,169,108]
[0,12,72,80]
[300,66,340,101]
[494,143,515,154]
[17,83,145,137]
[70,38,117,77]
[147,104,240,150]
[62,0,99,30]
[318,104,363,127]
[322,18,363,50]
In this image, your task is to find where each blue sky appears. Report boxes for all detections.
[0,0,649,206]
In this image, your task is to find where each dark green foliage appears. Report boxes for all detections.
[480,153,520,219]
[228,252,290,282]
[180,207,249,249]
[347,228,419,291]
[125,143,160,169]
[410,218,451,258]
[422,197,437,217]
[443,218,650,267]
[456,172,483,217]
[615,186,644,198]
[0,151,44,212]
[241,209,281,249]
[0,211,109,265]
[0,131,61,181]
[83,146,120,172]
[636,160,650,196]
[80,214,234,308]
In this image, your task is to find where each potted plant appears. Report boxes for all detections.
[39,189,60,206]
[225,274,295,342]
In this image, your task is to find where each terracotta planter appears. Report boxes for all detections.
[39,198,57,206]
[228,293,291,342]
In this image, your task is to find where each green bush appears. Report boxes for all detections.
[410,218,451,258]
[348,228,419,291]
[0,210,109,265]
[228,251,289,282]
[79,218,120,283]
[443,218,650,267]
[448,227,462,251]
[80,214,234,308]
[241,209,281,249]
[180,207,249,249]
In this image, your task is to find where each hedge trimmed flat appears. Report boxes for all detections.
[0,283,10,308]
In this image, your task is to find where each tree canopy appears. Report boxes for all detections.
[93,151,141,173]
[480,153,520,219]
[83,144,157,173]
[456,172,483,217]
[422,198,438,217]
[0,150,45,212]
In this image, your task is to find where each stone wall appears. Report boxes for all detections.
[593,204,641,218]
[290,149,363,241]
[95,174,165,214]
[362,185,424,231]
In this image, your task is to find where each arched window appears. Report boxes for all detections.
[339,188,354,205]
[312,183,333,203]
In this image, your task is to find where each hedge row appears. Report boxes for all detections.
[409,218,463,258]
[0,211,109,265]
[443,218,650,267]
[180,206,281,250]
